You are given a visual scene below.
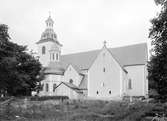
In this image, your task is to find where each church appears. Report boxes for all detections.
[36,15,148,100]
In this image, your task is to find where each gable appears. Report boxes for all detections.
[65,64,80,74]
[89,47,122,73]
[60,43,147,70]
[64,64,83,86]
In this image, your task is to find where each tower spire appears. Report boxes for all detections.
[45,12,54,29]
[49,11,51,17]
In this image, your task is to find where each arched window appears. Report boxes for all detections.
[69,79,73,84]
[46,83,49,92]
[109,90,111,94]
[52,53,55,60]
[103,67,106,72]
[56,53,59,60]
[96,91,99,95]
[128,79,132,89]
[53,84,57,92]
[41,83,44,91]
[42,46,46,54]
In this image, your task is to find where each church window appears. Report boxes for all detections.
[96,91,99,95]
[103,68,106,72]
[109,90,111,94]
[69,79,73,84]
[52,53,55,60]
[128,79,132,89]
[56,53,58,60]
[46,83,49,92]
[41,83,44,91]
[53,84,57,92]
[42,46,46,54]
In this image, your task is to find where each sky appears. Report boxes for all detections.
[0,0,159,54]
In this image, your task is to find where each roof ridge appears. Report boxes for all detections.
[62,42,147,56]
[110,42,147,50]
[62,49,100,56]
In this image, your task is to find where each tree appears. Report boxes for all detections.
[0,24,43,96]
[148,0,167,101]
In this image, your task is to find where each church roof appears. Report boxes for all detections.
[60,43,148,70]
[44,62,65,75]
[79,75,88,90]
[56,82,83,93]
[36,38,57,44]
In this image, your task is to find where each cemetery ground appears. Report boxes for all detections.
[0,97,167,121]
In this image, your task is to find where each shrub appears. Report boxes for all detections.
[30,96,69,101]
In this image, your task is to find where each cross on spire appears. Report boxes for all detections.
[49,11,51,17]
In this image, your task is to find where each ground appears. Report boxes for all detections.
[0,97,167,121]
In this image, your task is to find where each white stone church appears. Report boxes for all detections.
[37,16,148,100]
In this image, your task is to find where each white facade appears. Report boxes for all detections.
[37,42,57,67]
[124,65,148,97]
[64,65,83,86]
[37,16,148,100]
[39,74,63,96]
[56,83,79,99]
[88,47,127,99]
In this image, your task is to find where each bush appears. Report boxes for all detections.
[30,96,69,101]
[0,97,11,101]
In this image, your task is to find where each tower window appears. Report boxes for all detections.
[56,53,58,60]
[42,46,46,54]
[96,91,99,95]
[109,90,111,94]
[69,79,73,84]
[103,68,106,72]
[52,53,55,60]
[46,83,49,92]
[41,83,44,91]
[128,79,132,89]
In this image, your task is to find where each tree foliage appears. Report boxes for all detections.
[0,24,43,96]
[148,0,167,100]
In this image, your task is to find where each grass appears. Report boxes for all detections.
[0,98,156,121]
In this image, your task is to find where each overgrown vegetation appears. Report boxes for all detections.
[0,99,156,121]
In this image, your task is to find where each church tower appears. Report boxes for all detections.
[36,15,62,67]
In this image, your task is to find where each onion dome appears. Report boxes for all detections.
[36,15,62,46]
